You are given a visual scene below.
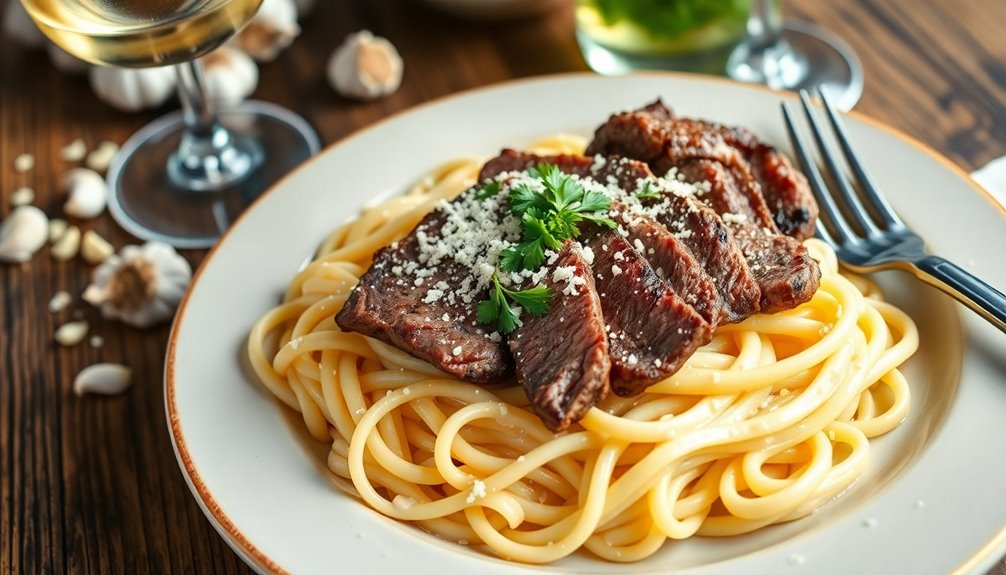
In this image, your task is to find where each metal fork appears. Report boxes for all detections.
[782,88,1006,334]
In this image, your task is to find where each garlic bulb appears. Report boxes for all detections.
[203,47,259,105]
[327,30,403,101]
[234,0,300,62]
[47,43,90,75]
[73,363,133,396]
[82,242,192,328]
[4,0,45,48]
[0,205,49,263]
[63,168,109,219]
[90,66,177,113]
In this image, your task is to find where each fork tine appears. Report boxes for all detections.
[798,90,882,237]
[781,102,854,246]
[818,86,904,228]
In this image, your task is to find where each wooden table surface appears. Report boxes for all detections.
[2,0,1005,573]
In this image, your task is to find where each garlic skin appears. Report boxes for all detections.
[4,0,46,48]
[73,363,133,396]
[83,242,192,328]
[234,0,300,62]
[327,30,403,101]
[90,66,177,113]
[63,168,109,219]
[202,47,259,105]
[0,206,49,263]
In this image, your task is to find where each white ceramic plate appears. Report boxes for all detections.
[166,73,1006,575]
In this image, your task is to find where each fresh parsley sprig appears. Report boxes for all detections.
[635,180,663,201]
[476,272,553,334]
[499,164,616,272]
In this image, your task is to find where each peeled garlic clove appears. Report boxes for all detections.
[11,187,35,206]
[63,168,109,219]
[85,141,120,173]
[81,230,114,264]
[73,363,132,396]
[51,225,81,261]
[61,139,88,162]
[90,65,177,113]
[234,0,300,62]
[202,47,259,105]
[14,153,35,173]
[55,320,89,346]
[49,290,73,313]
[327,30,403,101]
[49,218,69,243]
[0,205,49,263]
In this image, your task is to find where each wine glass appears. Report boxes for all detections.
[19,0,321,248]
[726,0,863,110]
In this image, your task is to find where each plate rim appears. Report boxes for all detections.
[164,71,1006,575]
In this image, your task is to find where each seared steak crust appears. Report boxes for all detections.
[335,211,511,383]
[590,233,712,396]
[509,243,610,431]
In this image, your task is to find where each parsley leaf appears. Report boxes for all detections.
[636,180,663,201]
[476,272,553,334]
[474,180,502,199]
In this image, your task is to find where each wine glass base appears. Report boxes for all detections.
[106,100,320,249]
[728,20,864,111]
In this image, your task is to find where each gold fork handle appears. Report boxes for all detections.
[915,256,1006,334]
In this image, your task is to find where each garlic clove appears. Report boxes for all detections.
[89,66,177,113]
[55,320,89,346]
[327,30,403,101]
[49,290,73,313]
[233,0,300,62]
[49,218,69,243]
[73,363,132,396]
[81,230,115,265]
[202,47,259,106]
[0,205,49,263]
[85,141,120,173]
[63,168,109,219]
[14,153,35,173]
[11,187,35,206]
[61,139,88,162]
[83,241,192,328]
[51,225,81,261]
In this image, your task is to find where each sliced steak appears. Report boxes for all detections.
[589,232,712,397]
[728,223,822,314]
[479,149,760,323]
[509,242,610,431]
[673,158,777,232]
[614,208,721,326]
[335,211,511,383]
[648,193,762,323]
[587,100,818,240]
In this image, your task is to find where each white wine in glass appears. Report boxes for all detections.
[21,0,320,248]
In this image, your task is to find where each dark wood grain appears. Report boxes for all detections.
[2,0,1005,573]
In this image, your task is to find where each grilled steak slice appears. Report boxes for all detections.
[336,211,511,383]
[727,222,822,314]
[614,209,721,326]
[480,149,761,323]
[509,242,610,432]
[673,158,777,232]
[648,193,762,323]
[589,232,712,396]
[587,100,818,240]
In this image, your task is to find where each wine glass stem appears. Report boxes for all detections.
[168,58,262,193]
[746,0,782,50]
